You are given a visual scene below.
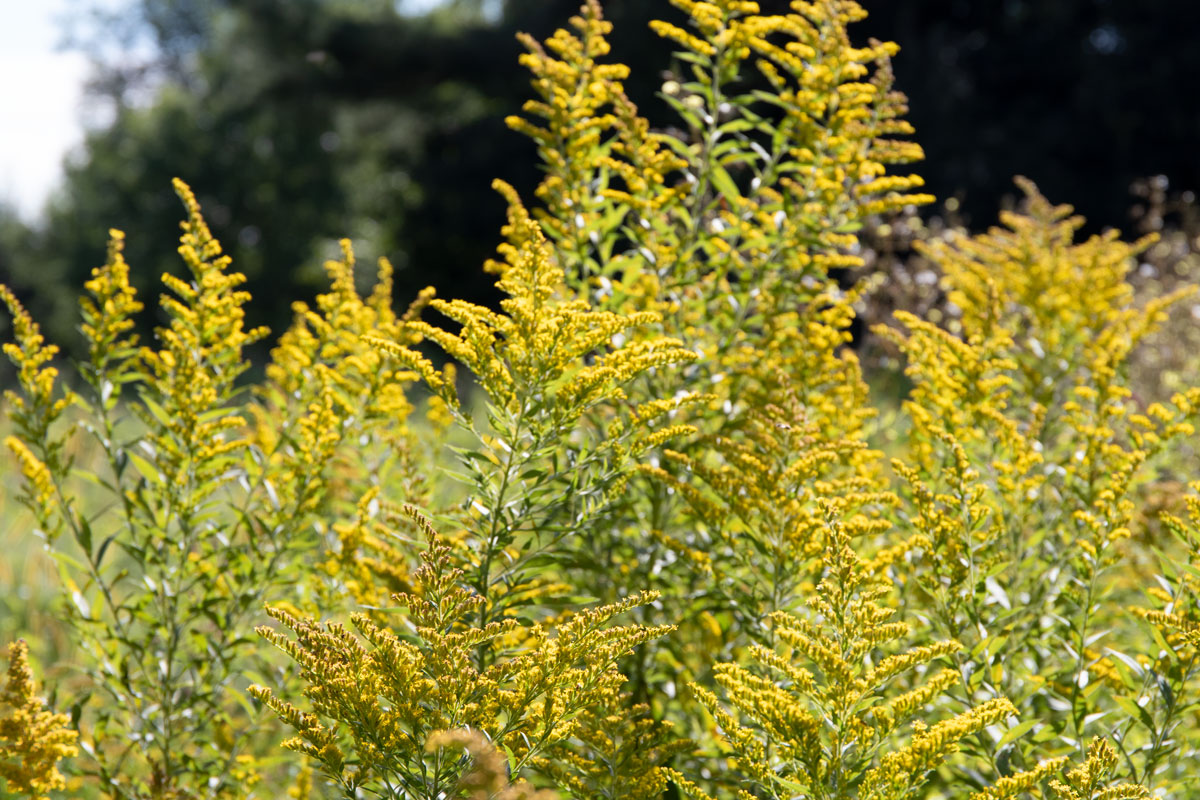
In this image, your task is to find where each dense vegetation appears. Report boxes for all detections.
[3,2,1200,799]
[1,0,1197,352]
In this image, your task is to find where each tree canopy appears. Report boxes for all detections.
[2,0,1196,352]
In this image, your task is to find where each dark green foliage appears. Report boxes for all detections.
[4,0,1194,361]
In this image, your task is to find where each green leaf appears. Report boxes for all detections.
[137,392,175,430]
[717,118,760,135]
[95,533,118,569]
[1158,673,1176,709]
[75,515,94,558]
[708,163,742,206]
[126,451,164,485]
[997,718,1039,748]
[48,548,88,574]
[1113,694,1157,734]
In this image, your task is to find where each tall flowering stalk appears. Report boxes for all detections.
[502,0,930,758]
[1,181,329,798]
[368,180,699,634]
[251,238,437,614]
[878,182,1200,792]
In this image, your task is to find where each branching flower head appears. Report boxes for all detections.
[0,641,79,800]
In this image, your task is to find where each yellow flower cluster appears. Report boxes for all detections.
[1133,482,1200,664]
[505,0,668,277]
[321,487,415,614]
[885,183,1200,603]
[253,507,672,796]
[651,0,930,234]
[674,511,1019,800]
[507,0,930,349]
[0,641,78,800]
[862,697,1017,799]
[363,180,701,631]
[1048,738,1149,800]
[254,238,438,610]
[3,438,57,534]
[921,178,1192,400]
[138,179,268,491]
[373,180,695,418]
[532,691,689,800]
[263,237,421,430]
[968,756,1072,800]
[80,229,144,392]
[0,287,71,428]
[1,286,76,541]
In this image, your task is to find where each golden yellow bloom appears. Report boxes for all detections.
[1048,738,1148,800]
[3,437,55,526]
[373,181,693,422]
[0,641,79,800]
[79,229,144,393]
[679,509,1015,800]
[0,286,69,424]
[255,507,673,798]
[969,757,1072,800]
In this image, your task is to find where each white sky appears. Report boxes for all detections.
[0,0,91,221]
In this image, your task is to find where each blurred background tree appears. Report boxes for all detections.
[1,0,1196,355]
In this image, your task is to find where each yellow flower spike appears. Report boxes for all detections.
[130,179,270,500]
[4,437,56,527]
[370,182,698,606]
[1,284,79,544]
[968,756,1073,800]
[0,640,79,800]
[0,286,72,426]
[80,229,144,388]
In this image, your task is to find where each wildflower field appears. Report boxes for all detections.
[3,2,1200,799]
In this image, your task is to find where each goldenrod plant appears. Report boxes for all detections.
[1,183,335,798]
[344,181,701,796]
[250,507,673,799]
[367,181,698,634]
[504,0,928,722]
[666,508,1017,800]
[0,641,78,799]
[3,2,1200,799]
[877,182,1200,792]
[1122,484,1200,788]
[1047,739,1149,800]
[252,238,437,613]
